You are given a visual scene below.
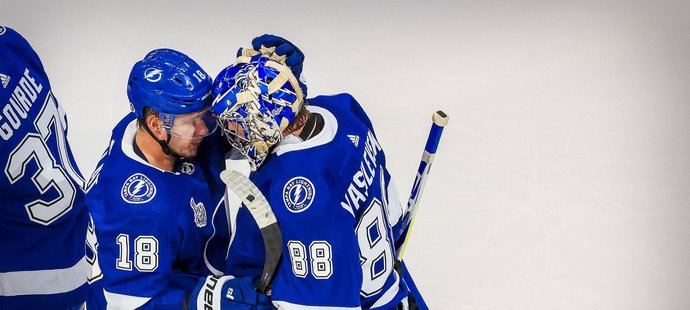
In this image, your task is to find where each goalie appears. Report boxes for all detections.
[192,37,427,310]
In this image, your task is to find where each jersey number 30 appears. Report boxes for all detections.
[4,92,85,225]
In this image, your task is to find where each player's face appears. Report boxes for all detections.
[225,121,249,147]
[162,108,217,139]
[164,109,216,158]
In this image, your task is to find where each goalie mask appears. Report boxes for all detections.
[212,51,305,170]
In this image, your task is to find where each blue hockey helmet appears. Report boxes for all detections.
[127,48,214,119]
[127,49,217,157]
[212,51,305,170]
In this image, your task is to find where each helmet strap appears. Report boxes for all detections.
[141,119,183,159]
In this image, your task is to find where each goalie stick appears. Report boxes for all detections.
[396,110,449,260]
[220,169,282,294]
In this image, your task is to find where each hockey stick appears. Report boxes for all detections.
[220,169,282,294]
[396,111,449,260]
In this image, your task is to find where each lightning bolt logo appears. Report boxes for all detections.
[283,176,315,213]
[144,68,163,82]
[131,180,146,196]
[293,185,304,204]
[121,173,157,204]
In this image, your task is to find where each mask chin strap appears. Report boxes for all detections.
[141,120,183,159]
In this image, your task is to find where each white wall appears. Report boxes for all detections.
[2,0,689,308]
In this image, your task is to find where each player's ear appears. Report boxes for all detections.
[146,114,167,139]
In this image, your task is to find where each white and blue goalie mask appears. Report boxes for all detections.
[212,50,305,170]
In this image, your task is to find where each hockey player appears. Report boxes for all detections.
[194,46,425,309]
[85,48,231,308]
[0,26,93,309]
[86,36,306,309]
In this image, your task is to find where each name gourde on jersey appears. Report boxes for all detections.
[1,68,42,140]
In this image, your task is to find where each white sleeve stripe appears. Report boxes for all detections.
[203,197,227,276]
[223,157,251,260]
[104,289,151,309]
[386,179,403,227]
[370,269,401,309]
[0,256,89,296]
[273,300,361,310]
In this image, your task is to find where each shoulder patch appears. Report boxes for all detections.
[0,26,6,35]
[282,176,315,213]
[121,173,157,204]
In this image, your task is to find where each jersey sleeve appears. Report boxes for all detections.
[0,26,91,309]
[381,165,407,246]
[87,178,189,309]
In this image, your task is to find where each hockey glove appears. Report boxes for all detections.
[251,34,304,78]
[189,275,274,310]
[237,34,307,98]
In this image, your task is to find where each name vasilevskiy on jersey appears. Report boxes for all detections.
[1,68,43,140]
[340,130,382,215]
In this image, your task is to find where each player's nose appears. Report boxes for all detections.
[195,119,209,136]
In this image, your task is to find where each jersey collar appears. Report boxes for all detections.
[272,105,337,156]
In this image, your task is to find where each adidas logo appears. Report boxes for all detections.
[0,73,9,89]
[347,135,359,147]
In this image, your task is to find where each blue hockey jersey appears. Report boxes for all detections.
[225,94,410,309]
[0,26,92,309]
[86,113,230,309]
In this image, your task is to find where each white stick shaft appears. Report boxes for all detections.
[397,111,448,260]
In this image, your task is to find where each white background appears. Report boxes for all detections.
[2,0,689,308]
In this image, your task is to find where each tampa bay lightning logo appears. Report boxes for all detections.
[121,173,156,204]
[283,176,315,213]
[144,67,163,82]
